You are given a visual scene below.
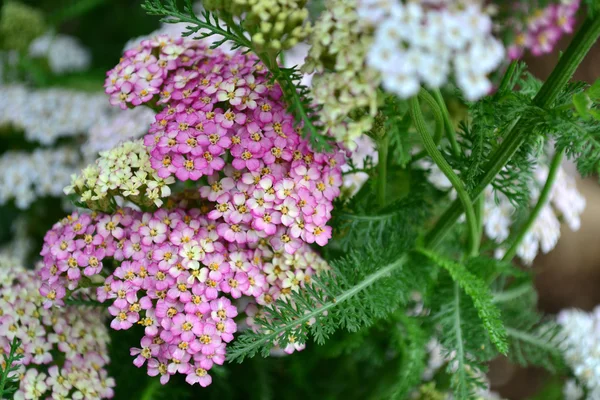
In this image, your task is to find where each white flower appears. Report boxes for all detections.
[363,1,504,101]
[563,379,584,400]
[29,33,91,74]
[0,147,81,209]
[558,307,600,396]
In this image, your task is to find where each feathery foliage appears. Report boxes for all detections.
[389,315,430,400]
[447,71,545,207]
[548,79,600,176]
[0,338,24,398]
[495,282,566,372]
[417,249,508,354]
[227,248,410,362]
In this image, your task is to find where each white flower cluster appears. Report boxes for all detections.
[0,217,33,264]
[557,306,600,399]
[359,0,504,100]
[65,140,174,211]
[422,158,585,264]
[0,147,80,209]
[486,164,585,264]
[83,107,155,160]
[0,85,111,145]
[29,33,91,74]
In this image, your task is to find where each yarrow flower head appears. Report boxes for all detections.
[558,306,600,399]
[360,0,505,101]
[65,140,175,211]
[0,257,114,399]
[507,0,580,59]
[105,34,345,250]
[0,147,80,210]
[29,32,92,74]
[0,85,113,146]
[302,0,381,147]
[39,206,330,386]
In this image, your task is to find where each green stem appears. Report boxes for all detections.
[431,88,461,157]
[409,97,479,257]
[417,90,444,144]
[377,135,389,208]
[424,16,600,250]
[502,150,564,262]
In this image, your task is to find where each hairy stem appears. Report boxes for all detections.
[431,88,461,157]
[502,150,564,261]
[418,90,444,144]
[410,97,479,256]
[425,16,600,250]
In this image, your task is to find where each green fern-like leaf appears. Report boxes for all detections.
[495,282,566,372]
[417,249,508,355]
[0,338,24,398]
[227,235,427,363]
[390,316,429,400]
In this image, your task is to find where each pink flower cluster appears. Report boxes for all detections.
[0,259,114,399]
[105,35,345,250]
[508,0,580,59]
[39,207,329,386]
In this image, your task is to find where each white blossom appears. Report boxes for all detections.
[360,0,504,101]
[0,147,80,209]
[29,33,91,74]
[558,307,600,398]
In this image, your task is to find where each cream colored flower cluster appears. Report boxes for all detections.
[239,0,311,52]
[303,0,380,148]
[65,140,174,211]
[204,0,311,53]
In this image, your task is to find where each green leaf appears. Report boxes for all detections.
[227,252,409,363]
[0,338,24,397]
[496,282,566,372]
[390,316,429,400]
[417,249,508,354]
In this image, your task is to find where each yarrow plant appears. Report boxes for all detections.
[3,0,600,399]
[0,257,114,399]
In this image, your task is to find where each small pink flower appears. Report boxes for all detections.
[110,82,134,109]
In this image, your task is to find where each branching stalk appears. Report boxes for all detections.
[502,150,564,262]
[425,16,600,249]
[410,97,479,256]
